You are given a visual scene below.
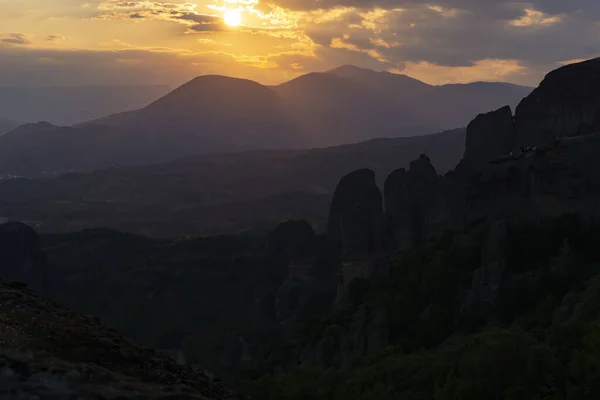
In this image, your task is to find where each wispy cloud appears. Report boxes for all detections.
[0,33,33,45]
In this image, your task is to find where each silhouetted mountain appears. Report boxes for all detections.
[328,64,434,96]
[327,65,532,131]
[0,85,170,125]
[272,72,429,145]
[0,128,465,236]
[90,75,306,153]
[0,117,19,135]
[0,69,529,176]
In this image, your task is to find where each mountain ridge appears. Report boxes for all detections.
[0,64,531,176]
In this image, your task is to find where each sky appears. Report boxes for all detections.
[0,0,599,88]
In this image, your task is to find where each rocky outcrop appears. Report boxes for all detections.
[384,155,444,250]
[514,57,600,148]
[455,58,600,173]
[459,106,515,170]
[0,221,49,293]
[328,169,383,257]
[464,133,600,228]
[0,282,249,399]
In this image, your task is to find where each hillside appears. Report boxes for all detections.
[0,281,249,398]
[0,128,465,237]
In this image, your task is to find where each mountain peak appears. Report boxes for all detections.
[328,64,377,75]
[144,74,277,114]
[327,64,431,89]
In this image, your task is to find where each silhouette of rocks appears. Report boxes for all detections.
[514,57,600,148]
[328,169,382,258]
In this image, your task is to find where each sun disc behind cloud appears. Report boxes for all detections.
[224,10,242,27]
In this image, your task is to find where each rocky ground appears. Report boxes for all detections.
[0,281,250,399]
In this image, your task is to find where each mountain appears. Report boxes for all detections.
[272,65,531,145]
[0,68,529,177]
[89,75,306,153]
[0,128,465,236]
[326,64,532,131]
[0,85,171,125]
[272,71,430,145]
[0,117,19,135]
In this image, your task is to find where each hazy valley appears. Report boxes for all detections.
[4,56,600,400]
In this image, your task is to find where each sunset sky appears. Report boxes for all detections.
[1,0,599,88]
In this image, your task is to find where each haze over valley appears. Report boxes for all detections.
[3,0,600,398]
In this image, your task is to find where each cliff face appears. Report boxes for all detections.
[514,57,600,148]
[384,155,440,250]
[308,58,600,364]
[459,105,515,171]
[459,57,600,166]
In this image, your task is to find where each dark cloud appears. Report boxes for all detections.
[0,33,32,45]
[46,35,66,41]
[272,0,599,16]
[93,2,225,32]
[293,0,600,81]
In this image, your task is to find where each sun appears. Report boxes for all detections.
[224,9,242,27]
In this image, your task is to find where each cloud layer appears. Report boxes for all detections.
[0,0,599,87]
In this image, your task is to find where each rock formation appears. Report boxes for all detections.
[458,57,600,171]
[459,105,515,170]
[514,57,600,148]
[328,169,383,258]
[383,154,441,250]
[0,281,249,399]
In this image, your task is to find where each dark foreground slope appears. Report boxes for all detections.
[0,281,249,399]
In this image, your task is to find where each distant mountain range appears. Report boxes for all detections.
[0,85,171,125]
[0,128,465,237]
[0,66,531,176]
